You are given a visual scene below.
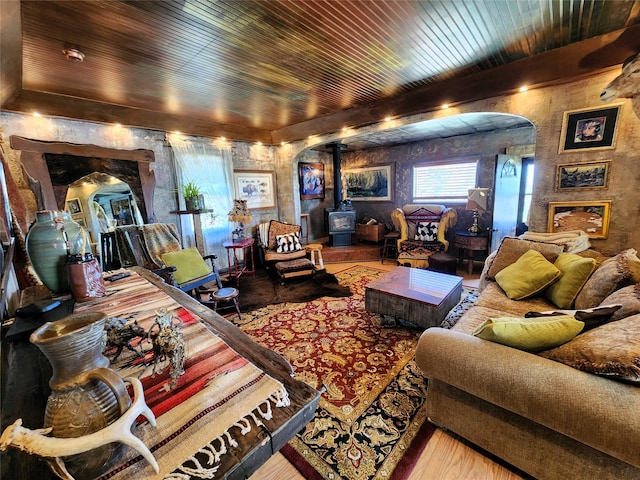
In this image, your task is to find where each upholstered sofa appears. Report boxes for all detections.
[390,204,457,269]
[416,235,640,479]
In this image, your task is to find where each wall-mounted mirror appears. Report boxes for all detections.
[65,172,143,248]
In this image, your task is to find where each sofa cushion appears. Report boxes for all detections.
[575,249,640,309]
[544,253,597,309]
[275,232,303,253]
[415,221,439,241]
[472,315,584,352]
[161,247,211,284]
[487,237,564,279]
[599,284,640,323]
[539,313,640,383]
[476,282,557,316]
[495,250,562,300]
[268,220,301,250]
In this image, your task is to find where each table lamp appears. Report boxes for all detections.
[228,199,252,240]
[466,188,489,235]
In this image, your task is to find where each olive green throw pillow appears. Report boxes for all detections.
[495,249,562,300]
[161,247,211,284]
[544,253,597,309]
[473,315,585,352]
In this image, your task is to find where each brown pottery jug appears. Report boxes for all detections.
[30,312,131,479]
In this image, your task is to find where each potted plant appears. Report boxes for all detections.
[183,180,204,211]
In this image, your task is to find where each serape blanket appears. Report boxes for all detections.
[74,270,290,479]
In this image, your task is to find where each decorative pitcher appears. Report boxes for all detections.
[30,312,131,479]
[25,210,85,293]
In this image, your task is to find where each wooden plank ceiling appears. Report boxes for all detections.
[2,0,640,146]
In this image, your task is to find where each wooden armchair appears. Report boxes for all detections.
[121,224,217,295]
[390,204,457,269]
[257,220,307,268]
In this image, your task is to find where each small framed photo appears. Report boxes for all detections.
[299,162,325,200]
[233,170,276,210]
[556,161,611,191]
[66,198,82,215]
[548,201,612,239]
[558,103,623,153]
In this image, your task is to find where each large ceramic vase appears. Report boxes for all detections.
[30,312,131,478]
[25,210,84,293]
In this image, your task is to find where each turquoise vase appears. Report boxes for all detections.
[26,210,84,293]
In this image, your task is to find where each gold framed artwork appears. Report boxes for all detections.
[558,103,622,153]
[555,161,611,191]
[547,201,611,239]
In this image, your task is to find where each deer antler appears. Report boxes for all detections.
[0,377,158,479]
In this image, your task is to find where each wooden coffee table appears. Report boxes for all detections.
[365,266,463,328]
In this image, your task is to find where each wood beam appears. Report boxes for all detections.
[2,91,273,144]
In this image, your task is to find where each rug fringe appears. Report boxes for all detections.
[168,388,290,479]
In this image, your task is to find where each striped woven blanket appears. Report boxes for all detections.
[74,271,289,479]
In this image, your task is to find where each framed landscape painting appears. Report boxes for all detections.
[556,161,611,191]
[558,103,622,153]
[233,170,276,210]
[342,164,392,202]
[547,201,611,239]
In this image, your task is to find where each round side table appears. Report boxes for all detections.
[454,231,488,275]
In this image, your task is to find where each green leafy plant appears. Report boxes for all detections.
[182,180,202,201]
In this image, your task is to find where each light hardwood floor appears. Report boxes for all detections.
[249,260,525,480]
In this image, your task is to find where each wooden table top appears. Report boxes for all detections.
[1,267,320,480]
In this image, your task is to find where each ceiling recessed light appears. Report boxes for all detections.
[33,112,41,117]
[62,48,85,62]
[384,116,392,122]
[519,86,528,92]
[441,104,449,109]
[257,141,262,146]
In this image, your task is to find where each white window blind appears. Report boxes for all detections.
[412,159,478,203]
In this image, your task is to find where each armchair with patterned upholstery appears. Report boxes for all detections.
[390,204,458,269]
[257,220,307,268]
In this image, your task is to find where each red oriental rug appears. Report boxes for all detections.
[230,265,436,480]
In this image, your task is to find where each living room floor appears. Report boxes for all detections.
[250,259,525,480]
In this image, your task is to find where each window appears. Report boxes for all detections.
[412,159,478,203]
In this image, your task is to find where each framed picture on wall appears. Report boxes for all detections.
[233,170,276,210]
[547,201,611,239]
[299,163,325,200]
[66,198,82,215]
[556,161,611,191]
[558,103,623,153]
[342,164,393,202]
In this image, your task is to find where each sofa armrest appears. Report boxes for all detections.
[416,328,640,468]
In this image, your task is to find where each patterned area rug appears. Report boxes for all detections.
[229,265,479,480]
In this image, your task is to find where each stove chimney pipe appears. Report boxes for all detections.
[327,142,347,208]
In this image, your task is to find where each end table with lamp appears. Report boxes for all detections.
[225,199,255,285]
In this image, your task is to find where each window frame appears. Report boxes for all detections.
[412,157,479,204]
